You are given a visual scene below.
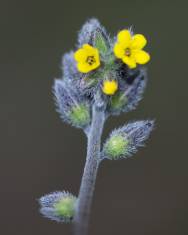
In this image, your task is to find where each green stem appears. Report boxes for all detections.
[73,104,105,235]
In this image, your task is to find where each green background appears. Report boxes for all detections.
[0,0,187,234]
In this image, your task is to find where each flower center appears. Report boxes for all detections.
[86,56,96,65]
[125,48,131,57]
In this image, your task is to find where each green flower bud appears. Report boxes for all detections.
[39,191,77,223]
[102,120,154,160]
[103,134,129,160]
[109,92,128,114]
[54,196,77,219]
[53,79,91,129]
[69,104,90,127]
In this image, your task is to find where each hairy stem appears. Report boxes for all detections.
[73,104,105,235]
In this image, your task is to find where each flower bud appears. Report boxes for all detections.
[108,68,147,115]
[62,51,80,83]
[108,92,127,114]
[69,104,90,127]
[125,69,147,112]
[39,191,77,223]
[93,28,109,55]
[102,80,118,95]
[53,79,91,129]
[103,134,129,160]
[78,18,108,48]
[102,120,154,160]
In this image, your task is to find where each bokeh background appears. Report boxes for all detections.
[0,0,187,234]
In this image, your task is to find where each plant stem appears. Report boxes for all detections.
[73,104,105,235]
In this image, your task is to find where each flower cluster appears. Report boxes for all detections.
[73,22,150,100]
[75,29,150,74]
[39,19,154,224]
[54,18,151,128]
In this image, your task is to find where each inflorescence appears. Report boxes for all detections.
[39,18,154,224]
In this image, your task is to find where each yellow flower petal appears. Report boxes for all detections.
[74,49,87,62]
[77,63,92,73]
[133,50,150,64]
[122,56,136,68]
[90,60,100,70]
[117,30,132,44]
[102,80,118,95]
[83,44,94,51]
[131,34,147,49]
[83,44,99,58]
[114,43,125,59]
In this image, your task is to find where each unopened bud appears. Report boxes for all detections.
[39,191,77,223]
[103,120,154,160]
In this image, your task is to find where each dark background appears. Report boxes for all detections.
[0,0,187,234]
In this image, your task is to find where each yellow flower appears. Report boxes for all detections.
[74,44,100,73]
[114,30,150,69]
[102,80,118,95]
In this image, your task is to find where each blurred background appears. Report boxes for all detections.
[0,0,187,234]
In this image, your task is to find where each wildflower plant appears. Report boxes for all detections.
[39,19,154,235]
